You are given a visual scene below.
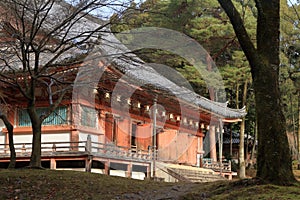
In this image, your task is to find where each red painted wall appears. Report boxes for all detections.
[116,118,130,147]
[157,129,178,161]
[157,130,198,165]
[104,113,113,143]
[136,124,152,151]
[178,135,198,165]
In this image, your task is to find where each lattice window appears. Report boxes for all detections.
[18,107,68,127]
[81,105,97,128]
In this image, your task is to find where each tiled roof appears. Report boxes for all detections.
[98,29,246,119]
[0,1,246,119]
[222,131,254,144]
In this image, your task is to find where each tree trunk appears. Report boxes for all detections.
[27,105,42,168]
[298,91,300,166]
[290,95,299,160]
[250,120,257,162]
[230,124,232,157]
[236,83,239,109]
[218,0,296,185]
[0,114,16,168]
[239,80,248,179]
[246,130,249,165]
[30,122,42,168]
[290,94,297,160]
[239,117,246,178]
[253,63,295,185]
[254,1,295,185]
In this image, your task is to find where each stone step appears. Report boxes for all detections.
[184,174,224,179]
[169,167,226,182]
[188,177,224,182]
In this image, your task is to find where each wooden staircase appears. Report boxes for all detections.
[169,167,226,182]
[157,163,227,183]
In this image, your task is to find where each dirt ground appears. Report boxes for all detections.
[114,183,201,200]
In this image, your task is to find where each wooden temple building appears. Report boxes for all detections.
[0,1,246,181]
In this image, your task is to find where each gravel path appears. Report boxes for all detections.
[113,183,205,200]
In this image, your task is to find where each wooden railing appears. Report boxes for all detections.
[88,141,153,161]
[0,138,154,162]
[203,158,231,172]
[0,141,86,154]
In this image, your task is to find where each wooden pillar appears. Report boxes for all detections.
[21,144,26,152]
[196,134,204,167]
[98,111,106,144]
[70,130,79,151]
[230,124,233,157]
[200,136,204,167]
[146,164,151,179]
[104,161,110,175]
[152,98,157,178]
[72,103,81,128]
[85,135,92,154]
[85,155,92,172]
[105,113,114,143]
[50,158,56,169]
[209,125,217,162]
[199,154,203,168]
[85,135,93,172]
[126,163,132,178]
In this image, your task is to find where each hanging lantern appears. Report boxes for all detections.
[117,95,121,102]
[183,117,187,124]
[201,123,205,129]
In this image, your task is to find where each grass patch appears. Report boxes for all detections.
[0,169,299,199]
[0,169,173,199]
[180,179,300,200]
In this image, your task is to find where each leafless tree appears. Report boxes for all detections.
[0,94,16,168]
[0,0,129,168]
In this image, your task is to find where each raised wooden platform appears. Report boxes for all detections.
[0,139,152,179]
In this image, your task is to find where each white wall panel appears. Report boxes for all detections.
[0,135,5,144]
[41,133,70,143]
[0,135,5,153]
[13,135,33,144]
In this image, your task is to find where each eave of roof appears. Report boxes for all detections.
[98,30,246,119]
[0,1,246,120]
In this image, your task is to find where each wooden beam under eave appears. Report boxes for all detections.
[5,125,74,134]
[222,118,242,123]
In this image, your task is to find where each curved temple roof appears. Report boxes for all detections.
[0,1,246,120]
[98,29,246,119]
